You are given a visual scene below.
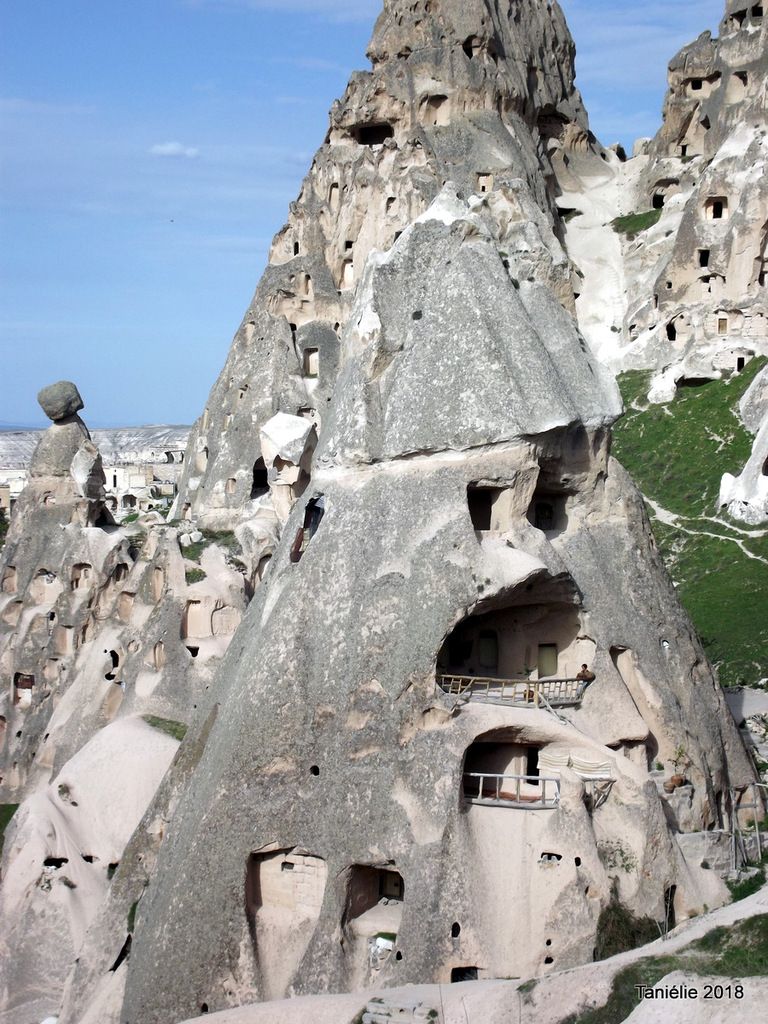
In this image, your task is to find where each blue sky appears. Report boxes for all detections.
[1,0,723,428]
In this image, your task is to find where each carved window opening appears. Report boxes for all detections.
[71,563,92,590]
[104,649,120,682]
[251,458,269,499]
[527,487,568,535]
[462,731,551,807]
[290,496,325,564]
[13,672,35,707]
[462,35,482,59]
[1,566,17,594]
[343,865,404,932]
[352,123,394,146]
[153,641,166,670]
[422,94,449,127]
[705,197,728,220]
[340,259,354,290]
[699,249,710,267]
[303,348,319,377]
[451,967,478,983]
[467,484,514,532]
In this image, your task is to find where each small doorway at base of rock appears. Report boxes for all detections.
[451,966,479,982]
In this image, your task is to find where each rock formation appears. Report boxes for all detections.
[0,390,245,1022]
[559,0,768,523]
[0,3,764,1024]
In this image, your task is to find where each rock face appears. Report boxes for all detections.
[0,4,762,1024]
[559,0,768,521]
[119,183,752,1021]
[0,393,247,1022]
[171,0,592,536]
[84,3,754,1022]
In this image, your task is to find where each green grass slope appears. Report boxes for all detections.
[612,359,768,687]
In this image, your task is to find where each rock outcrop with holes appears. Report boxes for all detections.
[118,181,754,1024]
[170,0,593,549]
[0,390,248,1023]
[559,0,768,521]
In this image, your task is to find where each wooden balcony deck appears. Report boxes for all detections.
[437,673,587,708]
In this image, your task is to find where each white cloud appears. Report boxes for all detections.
[184,0,379,24]
[150,141,200,159]
[0,96,93,116]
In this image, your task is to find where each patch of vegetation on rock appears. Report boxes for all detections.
[0,803,19,858]
[727,866,766,902]
[185,568,207,585]
[559,914,768,1024]
[613,360,768,686]
[611,209,662,235]
[594,883,660,960]
[142,716,187,743]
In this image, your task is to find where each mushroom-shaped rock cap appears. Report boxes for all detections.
[37,380,84,422]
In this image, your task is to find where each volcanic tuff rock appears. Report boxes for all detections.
[0,391,246,1022]
[37,381,85,424]
[0,3,763,1024]
[560,0,768,523]
[171,0,593,534]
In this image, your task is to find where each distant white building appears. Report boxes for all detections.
[0,425,190,520]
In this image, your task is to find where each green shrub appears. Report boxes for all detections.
[611,209,662,235]
[127,899,139,933]
[185,568,207,585]
[727,867,765,902]
[122,512,139,524]
[142,716,187,742]
[594,883,660,960]
[0,804,19,858]
[183,540,208,562]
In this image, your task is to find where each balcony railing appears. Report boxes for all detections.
[463,772,560,809]
[437,674,587,708]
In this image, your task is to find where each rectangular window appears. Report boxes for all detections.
[379,872,404,900]
[467,487,493,530]
[718,318,728,335]
[303,348,319,377]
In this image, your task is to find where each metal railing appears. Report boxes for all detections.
[438,674,586,708]
[463,772,560,809]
